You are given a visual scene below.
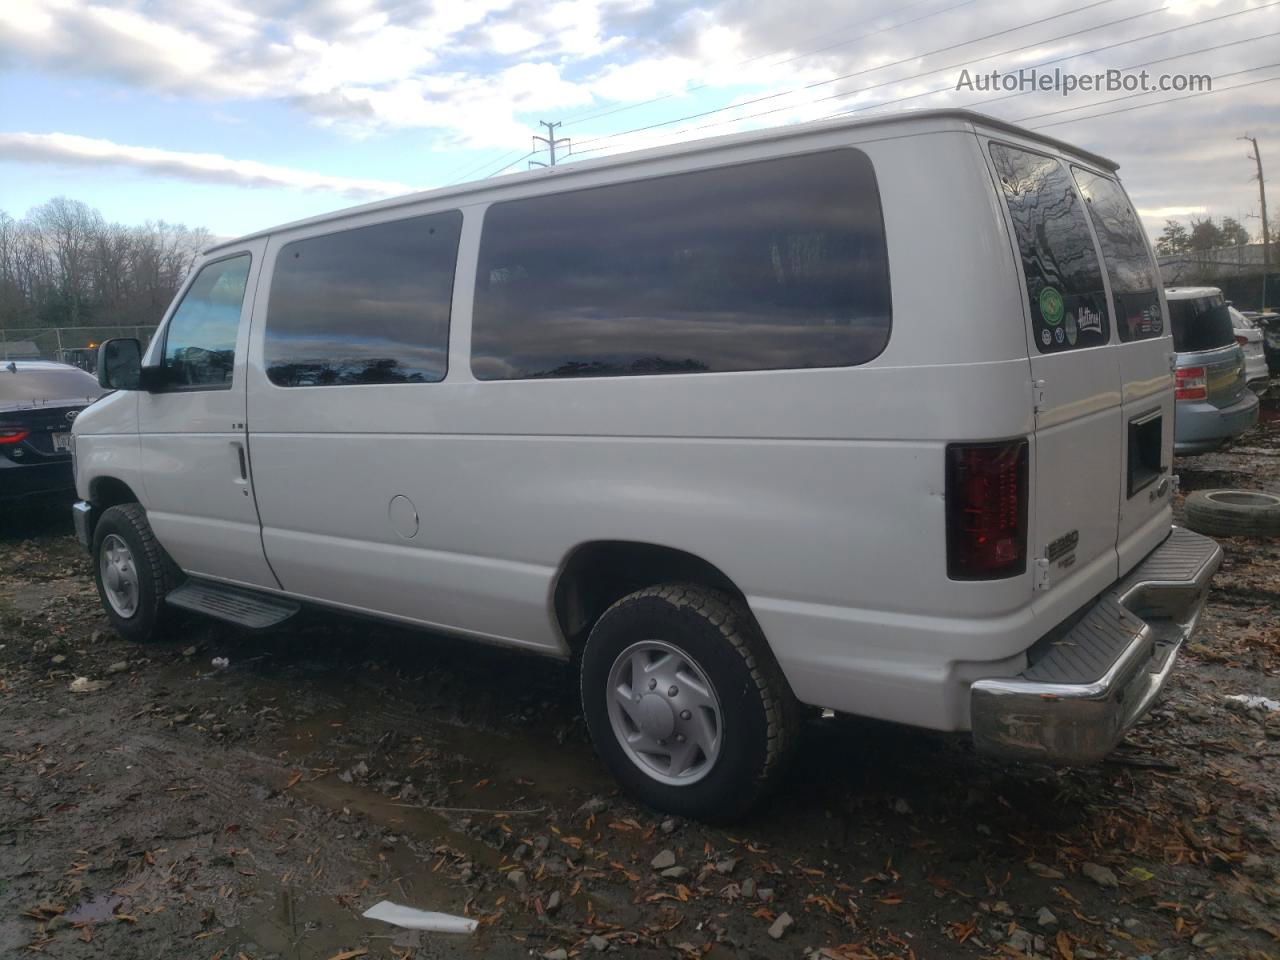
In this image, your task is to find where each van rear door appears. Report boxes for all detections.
[1070,168,1175,571]
[986,142,1121,596]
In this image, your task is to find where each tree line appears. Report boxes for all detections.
[1154,215,1262,255]
[0,197,211,332]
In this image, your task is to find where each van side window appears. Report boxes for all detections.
[470,149,891,380]
[1071,168,1164,342]
[162,254,251,389]
[265,211,462,387]
[989,144,1109,353]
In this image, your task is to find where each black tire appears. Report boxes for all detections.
[91,503,180,642]
[580,583,799,820]
[1184,489,1280,539]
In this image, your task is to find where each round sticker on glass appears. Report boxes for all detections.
[1040,328,1052,346]
[1065,310,1079,345]
[1055,327,1065,344]
[1039,287,1065,326]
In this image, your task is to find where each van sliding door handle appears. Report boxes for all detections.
[231,441,248,481]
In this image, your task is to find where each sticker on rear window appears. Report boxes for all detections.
[1039,287,1064,326]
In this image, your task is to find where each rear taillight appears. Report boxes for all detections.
[0,429,29,445]
[1175,366,1207,401]
[1235,335,1249,347]
[946,439,1028,580]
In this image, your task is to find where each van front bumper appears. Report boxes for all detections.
[72,500,94,550]
[971,527,1221,764]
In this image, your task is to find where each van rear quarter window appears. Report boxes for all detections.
[265,211,462,387]
[1169,295,1235,353]
[989,144,1109,353]
[470,149,892,380]
[1071,168,1164,343]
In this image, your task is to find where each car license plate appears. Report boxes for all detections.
[53,432,73,452]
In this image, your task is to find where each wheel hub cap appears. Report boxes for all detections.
[99,534,140,619]
[636,694,676,740]
[606,639,723,786]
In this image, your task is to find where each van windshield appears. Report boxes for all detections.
[1168,295,1235,353]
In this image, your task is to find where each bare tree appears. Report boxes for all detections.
[0,197,210,332]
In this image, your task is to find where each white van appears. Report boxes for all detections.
[73,110,1221,818]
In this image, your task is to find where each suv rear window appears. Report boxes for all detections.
[1071,168,1164,342]
[471,149,892,380]
[990,144,1109,353]
[1168,295,1235,353]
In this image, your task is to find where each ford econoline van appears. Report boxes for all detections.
[73,110,1221,818]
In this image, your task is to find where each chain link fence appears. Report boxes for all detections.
[1,326,159,370]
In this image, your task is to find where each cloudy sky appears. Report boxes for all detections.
[1,0,1277,241]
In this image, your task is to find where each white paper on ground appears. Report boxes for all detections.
[1225,693,1280,712]
[361,900,478,933]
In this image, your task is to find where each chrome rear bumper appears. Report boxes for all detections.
[971,527,1221,764]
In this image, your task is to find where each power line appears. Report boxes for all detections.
[1025,66,1280,129]
[569,0,1275,163]
[559,0,982,128]
[1015,60,1280,125]
[486,150,539,177]
[814,2,1280,123]
[443,148,529,186]
[569,0,1127,153]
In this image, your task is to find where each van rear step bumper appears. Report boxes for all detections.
[166,579,300,629]
[971,527,1222,764]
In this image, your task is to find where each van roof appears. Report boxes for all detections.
[205,109,1119,255]
[1165,287,1223,300]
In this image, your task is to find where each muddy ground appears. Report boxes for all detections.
[2,406,1278,960]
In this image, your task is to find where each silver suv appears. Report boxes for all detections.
[1166,287,1260,454]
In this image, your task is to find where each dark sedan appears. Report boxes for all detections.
[1,361,106,505]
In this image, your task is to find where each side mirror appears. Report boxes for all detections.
[97,338,142,390]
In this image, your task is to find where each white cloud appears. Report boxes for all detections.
[0,132,419,198]
[0,0,1275,231]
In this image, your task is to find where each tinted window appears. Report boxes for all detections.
[1168,295,1235,352]
[1072,168,1164,342]
[990,144,1108,353]
[471,149,891,380]
[163,254,250,388]
[266,211,462,387]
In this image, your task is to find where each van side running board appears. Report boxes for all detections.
[166,580,300,629]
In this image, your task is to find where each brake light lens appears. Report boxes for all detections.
[946,439,1028,580]
[0,428,29,445]
[1175,366,1207,401]
[1235,335,1249,347]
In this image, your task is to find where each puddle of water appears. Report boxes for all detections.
[64,893,125,924]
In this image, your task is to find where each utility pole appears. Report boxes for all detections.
[1240,135,1270,310]
[530,120,571,168]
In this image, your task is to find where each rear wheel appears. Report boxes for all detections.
[91,504,179,643]
[580,583,798,820]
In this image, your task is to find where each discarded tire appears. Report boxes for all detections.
[1183,489,1280,539]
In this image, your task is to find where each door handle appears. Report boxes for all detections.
[231,440,248,481]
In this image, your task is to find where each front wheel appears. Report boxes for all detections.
[580,583,799,820]
[91,503,179,643]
